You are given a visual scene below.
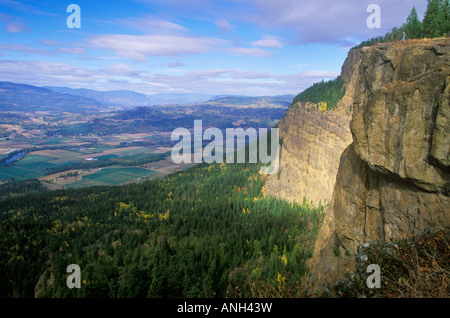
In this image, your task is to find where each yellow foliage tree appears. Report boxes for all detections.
[281,254,287,266]
[319,101,327,112]
[158,209,170,221]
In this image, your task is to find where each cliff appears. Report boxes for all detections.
[307,38,450,292]
[264,38,450,294]
[263,52,357,206]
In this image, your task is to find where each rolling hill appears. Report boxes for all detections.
[43,86,214,107]
[0,82,102,113]
[1,81,294,113]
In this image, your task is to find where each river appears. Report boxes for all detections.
[0,151,26,168]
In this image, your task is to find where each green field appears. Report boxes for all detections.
[67,166,157,188]
[94,154,119,160]
[0,166,44,180]
[0,152,80,180]
[114,147,154,156]
[34,138,69,145]
[0,154,56,180]
[0,146,161,182]
[77,147,114,154]
[15,155,56,165]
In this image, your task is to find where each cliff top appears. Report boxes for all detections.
[356,37,449,50]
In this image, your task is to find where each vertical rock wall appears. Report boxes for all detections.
[308,38,450,291]
[263,50,359,206]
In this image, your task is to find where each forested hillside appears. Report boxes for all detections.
[0,160,324,298]
[290,77,345,111]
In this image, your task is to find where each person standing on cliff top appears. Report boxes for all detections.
[402,32,406,41]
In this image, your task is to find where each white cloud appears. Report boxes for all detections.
[165,61,185,68]
[40,39,61,46]
[0,43,88,56]
[114,15,188,33]
[88,34,229,61]
[0,60,103,86]
[251,35,283,48]
[57,47,86,54]
[228,47,274,58]
[185,68,231,79]
[100,63,141,77]
[215,19,235,34]
[5,20,28,33]
[0,44,53,55]
[0,13,30,33]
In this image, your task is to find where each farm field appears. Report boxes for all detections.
[0,145,167,182]
[75,146,150,160]
[0,150,82,181]
[0,166,44,180]
[39,156,193,190]
[65,166,157,189]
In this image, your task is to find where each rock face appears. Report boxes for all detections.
[263,53,357,206]
[308,38,450,291]
[263,104,352,206]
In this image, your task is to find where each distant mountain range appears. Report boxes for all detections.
[0,82,102,113]
[43,86,294,108]
[43,86,215,108]
[0,81,295,113]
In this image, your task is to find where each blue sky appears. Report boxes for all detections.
[0,0,427,96]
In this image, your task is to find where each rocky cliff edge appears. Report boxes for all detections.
[307,38,450,293]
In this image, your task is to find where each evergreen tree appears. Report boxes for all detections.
[403,7,423,39]
[290,76,345,110]
[423,0,444,38]
[442,0,450,36]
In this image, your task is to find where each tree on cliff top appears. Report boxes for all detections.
[290,76,345,111]
[353,0,449,49]
[403,7,423,39]
[423,0,449,38]
[442,0,450,35]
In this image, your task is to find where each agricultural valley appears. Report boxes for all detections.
[0,82,291,191]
